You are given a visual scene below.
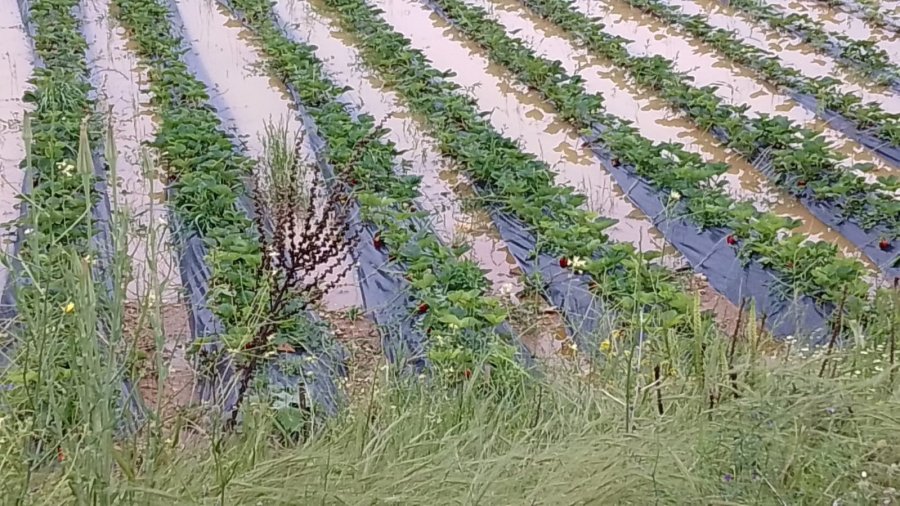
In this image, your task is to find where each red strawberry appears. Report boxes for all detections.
[349,178,358,186]
[726,235,737,246]
[463,369,472,379]
[559,257,570,268]
[880,239,891,251]
[417,303,429,314]
[57,447,65,462]
[797,180,806,188]
[373,233,384,250]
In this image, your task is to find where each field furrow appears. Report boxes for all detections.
[114,0,353,418]
[777,0,900,64]
[579,0,899,174]
[420,0,894,336]
[170,0,367,312]
[79,0,182,302]
[0,0,33,314]
[358,0,666,258]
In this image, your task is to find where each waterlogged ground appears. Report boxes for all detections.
[3,0,900,381]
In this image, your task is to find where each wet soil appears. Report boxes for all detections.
[0,0,34,296]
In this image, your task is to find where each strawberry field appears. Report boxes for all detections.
[2,0,900,473]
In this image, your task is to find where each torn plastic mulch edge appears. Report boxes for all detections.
[154,0,348,418]
[0,0,144,431]
[423,0,830,339]
[221,0,535,369]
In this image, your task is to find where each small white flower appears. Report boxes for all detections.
[670,190,681,201]
[570,256,587,270]
[861,471,868,479]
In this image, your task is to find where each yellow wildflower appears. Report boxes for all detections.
[63,302,75,314]
[599,339,611,352]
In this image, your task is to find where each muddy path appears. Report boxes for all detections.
[0,0,33,299]
[81,0,196,418]
[81,0,183,302]
[665,0,900,112]
[469,0,869,260]
[570,0,899,179]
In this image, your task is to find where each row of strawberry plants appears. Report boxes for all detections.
[512,0,899,271]
[620,0,900,165]
[213,0,530,386]
[424,0,876,318]
[317,0,749,343]
[5,0,139,437]
[818,0,900,34]
[725,0,900,86]
[111,0,350,415]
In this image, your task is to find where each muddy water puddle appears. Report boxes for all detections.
[81,0,183,302]
[571,0,898,179]
[667,0,900,113]
[278,0,526,296]
[174,0,365,311]
[470,0,863,256]
[0,0,32,296]
[366,0,672,263]
[770,0,900,66]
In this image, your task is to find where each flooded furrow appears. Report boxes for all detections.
[81,0,182,301]
[275,0,524,295]
[0,0,33,298]
[172,0,366,311]
[573,0,897,178]
[768,0,900,65]
[473,0,863,252]
[362,0,669,259]
[665,0,900,112]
